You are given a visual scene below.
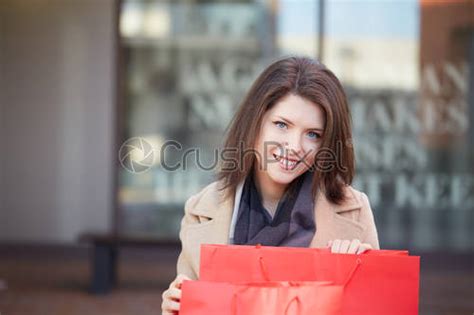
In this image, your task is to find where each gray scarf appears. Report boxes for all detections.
[233,170,316,247]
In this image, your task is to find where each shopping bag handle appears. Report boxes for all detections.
[231,287,302,315]
[230,286,248,315]
[342,257,362,287]
[207,245,272,281]
[284,295,302,315]
[258,253,362,286]
[258,256,271,281]
[255,244,271,281]
[232,255,361,315]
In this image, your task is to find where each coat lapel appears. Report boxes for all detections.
[315,185,363,213]
[183,185,234,275]
[310,186,365,247]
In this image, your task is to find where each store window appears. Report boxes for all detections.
[117,0,473,252]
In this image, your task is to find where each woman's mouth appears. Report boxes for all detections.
[273,154,301,171]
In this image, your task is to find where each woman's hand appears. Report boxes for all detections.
[327,239,372,254]
[161,274,191,315]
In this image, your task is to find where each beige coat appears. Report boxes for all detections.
[176,181,380,280]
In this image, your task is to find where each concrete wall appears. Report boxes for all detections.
[0,0,116,242]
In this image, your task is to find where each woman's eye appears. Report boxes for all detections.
[274,121,287,129]
[307,131,320,139]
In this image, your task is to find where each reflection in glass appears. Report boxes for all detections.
[118,0,473,251]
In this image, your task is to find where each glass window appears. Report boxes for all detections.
[118,0,474,252]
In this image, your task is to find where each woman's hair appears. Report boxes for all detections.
[216,56,355,205]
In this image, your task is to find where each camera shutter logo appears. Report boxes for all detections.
[119,137,155,173]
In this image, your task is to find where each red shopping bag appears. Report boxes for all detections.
[199,244,419,315]
[181,260,362,315]
[180,280,342,315]
[201,244,408,282]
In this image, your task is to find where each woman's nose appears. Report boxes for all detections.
[282,136,303,157]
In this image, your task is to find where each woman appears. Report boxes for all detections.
[161,56,379,314]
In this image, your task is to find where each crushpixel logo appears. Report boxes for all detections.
[119,137,155,173]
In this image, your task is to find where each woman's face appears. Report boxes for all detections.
[254,93,325,186]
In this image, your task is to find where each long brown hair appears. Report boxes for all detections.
[216,56,355,205]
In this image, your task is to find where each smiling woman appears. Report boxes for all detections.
[218,56,355,207]
[161,56,380,315]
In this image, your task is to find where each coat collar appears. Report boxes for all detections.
[188,180,362,219]
[321,185,363,213]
